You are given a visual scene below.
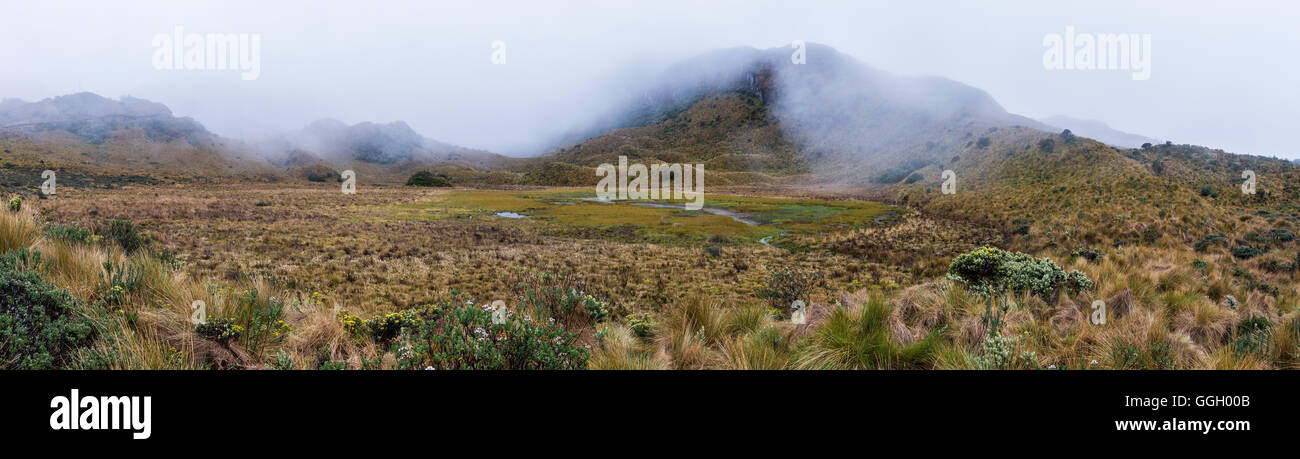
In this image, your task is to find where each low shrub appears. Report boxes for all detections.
[506,270,610,325]
[1071,247,1101,262]
[406,171,452,187]
[222,290,291,354]
[365,309,421,342]
[1233,317,1273,358]
[1268,228,1296,242]
[195,318,243,342]
[45,224,93,245]
[1232,245,1263,259]
[101,218,150,255]
[757,266,822,315]
[0,250,95,369]
[396,300,589,370]
[1193,234,1228,252]
[626,313,656,338]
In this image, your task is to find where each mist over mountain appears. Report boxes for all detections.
[0,43,1273,189]
[542,43,1054,183]
[254,118,508,170]
[0,92,214,146]
[1039,115,1158,149]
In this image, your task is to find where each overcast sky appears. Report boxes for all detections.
[1,0,1295,157]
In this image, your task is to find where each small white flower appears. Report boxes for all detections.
[1090,360,1099,365]
[425,366,435,370]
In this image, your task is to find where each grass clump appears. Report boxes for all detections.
[796,297,943,369]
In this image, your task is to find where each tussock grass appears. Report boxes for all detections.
[795,297,943,370]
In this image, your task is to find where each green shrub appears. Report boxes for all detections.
[1231,245,1263,259]
[406,171,452,187]
[0,250,94,369]
[194,318,243,342]
[303,166,339,183]
[757,266,822,315]
[1193,234,1228,252]
[365,309,421,342]
[706,235,732,244]
[1200,185,1217,198]
[1037,138,1055,153]
[627,313,655,338]
[101,219,150,254]
[1109,341,1176,369]
[397,299,589,370]
[222,290,290,354]
[45,224,92,245]
[973,332,1035,369]
[1268,228,1296,242]
[947,246,1092,299]
[337,309,365,337]
[97,257,153,308]
[1233,317,1273,358]
[506,270,610,325]
[7,196,20,212]
[1071,247,1101,262]
[705,246,722,257]
[1263,259,1294,273]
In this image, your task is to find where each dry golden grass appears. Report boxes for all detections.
[6,174,1299,370]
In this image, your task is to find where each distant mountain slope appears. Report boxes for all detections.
[0,93,270,177]
[533,43,1053,184]
[1040,115,1158,149]
[257,118,513,171]
[0,93,520,185]
[891,126,1300,252]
